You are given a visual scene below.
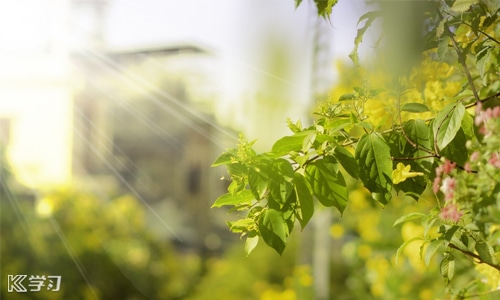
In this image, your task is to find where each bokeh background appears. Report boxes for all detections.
[0,1,450,299]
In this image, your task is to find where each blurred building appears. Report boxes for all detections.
[71,43,236,248]
[0,0,73,188]
[0,0,237,251]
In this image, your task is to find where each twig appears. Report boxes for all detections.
[448,243,500,271]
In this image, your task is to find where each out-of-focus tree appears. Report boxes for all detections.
[0,181,201,299]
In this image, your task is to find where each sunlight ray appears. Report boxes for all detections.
[74,48,238,149]
[48,217,100,300]
[72,128,183,241]
[72,69,185,154]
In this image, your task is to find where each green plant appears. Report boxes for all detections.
[212,0,500,297]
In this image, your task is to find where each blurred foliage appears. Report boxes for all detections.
[0,184,202,299]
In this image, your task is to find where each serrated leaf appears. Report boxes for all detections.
[350,11,382,65]
[258,209,287,255]
[393,212,425,227]
[212,190,254,208]
[424,239,442,266]
[475,240,498,265]
[401,103,430,113]
[269,159,294,204]
[249,165,269,200]
[294,173,314,229]
[450,0,479,12]
[334,146,359,179]
[355,133,393,205]
[440,254,455,282]
[433,102,465,150]
[306,156,348,214]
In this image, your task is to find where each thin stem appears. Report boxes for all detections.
[448,243,500,272]
[449,34,481,104]
[391,155,437,161]
[460,21,500,45]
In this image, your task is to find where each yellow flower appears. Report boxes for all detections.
[392,163,424,184]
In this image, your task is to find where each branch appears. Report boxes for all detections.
[464,91,500,109]
[448,243,500,272]
[449,34,481,104]
[460,21,500,45]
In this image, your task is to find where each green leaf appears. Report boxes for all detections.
[450,0,479,12]
[401,103,430,113]
[212,150,236,166]
[433,102,465,150]
[441,128,468,166]
[249,165,269,200]
[294,173,314,229]
[334,146,359,179]
[355,133,393,205]
[269,159,294,204]
[393,212,425,227]
[227,218,255,233]
[212,190,254,208]
[314,0,338,17]
[424,239,442,266]
[325,118,351,133]
[294,0,303,9]
[302,131,317,152]
[258,209,287,255]
[271,130,316,156]
[475,240,498,265]
[245,233,259,256]
[306,156,348,214]
[440,254,455,283]
[349,11,382,65]
[443,225,460,242]
[339,93,357,101]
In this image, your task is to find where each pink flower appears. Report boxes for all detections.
[470,151,480,162]
[439,204,463,222]
[433,176,441,194]
[489,153,500,169]
[440,177,456,200]
[442,159,456,175]
[464,162,472,173]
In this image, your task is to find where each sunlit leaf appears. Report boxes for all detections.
[271,130,316,156]
[393,212,425,227]
[306,156,348,214]
[334,146,359,179]
[355,133,393,205]
[450,0,479,12]
[294,173,314,229]
[245,233,259,256]
[401,103,430,113]
[432,102,465,150]
[212,190,254,208]
[475,240,498,265]
[424,239,442,266]
[258,209,287,255]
